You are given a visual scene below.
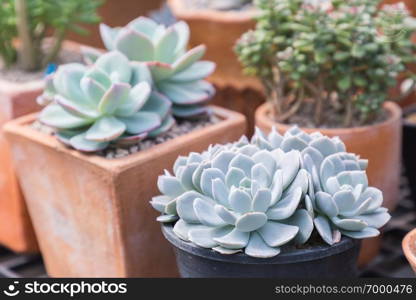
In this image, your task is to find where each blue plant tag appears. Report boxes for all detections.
[44,63,57,76]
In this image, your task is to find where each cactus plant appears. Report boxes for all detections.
[251,126,391,245]
[152,126,391,257]
[151,135,314,258]
[38,51,174,152]
[82,17,216,118]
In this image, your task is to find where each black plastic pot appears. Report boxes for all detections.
[403,104,416,202]
[162,224,361,278]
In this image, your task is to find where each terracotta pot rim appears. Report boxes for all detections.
[402,228,416,270]
[3,105,245,173]
[255,101,402,135]
[168,0,259,23]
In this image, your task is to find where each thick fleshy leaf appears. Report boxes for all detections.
[98,83,130,114]
[257,221,299,247]
[267,188,302,220]
[284,169,309,196]
[352,211,390,228]
[155,27,179,63]
[215,204,238,225]
[148,115,175,138]
[212,151,235,174]
[225,167,246,188]
[193,198,226,227]
[115,132,147,145]
[333,190,355,213]
[115,82,151,117]
[200,168,225,198]
[53,63,86,104]
[229,154,255,178]
[212,178,229,207]
[173,21,190,55]
[229,187,252,214]
[80,77,106,106]
[178,163,198,190]
[342,197,373,217]
[157,174,185,198]
[130,62,153,85]
[252,189,271,213]
[95,51,132,83]
[55,95,98,119]
[252,150,276,176]
[150,195,172,213]
[99,23,119,50]
[212,246,242,255]
[85,117,126,142]
[127,16,159,40]
[169,61,216,82]
[176,191,204,223]
[172,45,206,73]
[115,27,154,61]
[39,104,92,129]
[213,228,250,249]
[284,209,314,244]
[235,212,267,232]
[141,91,172,119]
[81,46,101,64]
[171,104,209,118]
[148,62,174,81]
[69,133,109,152]
[281,151,300,189]
[314,215,335,245]
[84,67,112,90]
[188,227,219,248]
[119,112,161,134]
[340,227,380,239]
[192,161,211,192]
[244,232,281,258]
[357,187,383,212]
[310,137,338,157]
[173,219,192,241]
[316,192,339,217]
[331,216,367,231]
[158,80,214,105]
[270,170,283,206]
[251,163,271,188]
[156,214,178,223]
[281,136,308,152]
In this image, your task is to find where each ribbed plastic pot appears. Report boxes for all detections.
[162,224,361,278]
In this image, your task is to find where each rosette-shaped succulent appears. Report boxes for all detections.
[251,126,391,245]
[38,51,174,152]
[82,17,216,118]
[151,139,314,258]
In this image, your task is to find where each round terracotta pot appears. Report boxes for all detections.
[403,228,416,274]
[255,101,402,266]
[168,0,261,91]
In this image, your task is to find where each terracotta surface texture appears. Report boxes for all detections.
[255,101,402,266]
[403,228,416,274]
[168,0,262,91]
[0,40,82,253]
[4,106,246,278]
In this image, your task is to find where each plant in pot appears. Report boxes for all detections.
[167,0,264,135]
[4,18,246,277]
[0,0,102,253]
[151,126,391,278]
[403,228,416,274]
[235,0,416,265]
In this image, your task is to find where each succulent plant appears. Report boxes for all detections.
[82,17,216,118]
[151,136,314,258]
[38,51,174,152]
[251,126,391,245]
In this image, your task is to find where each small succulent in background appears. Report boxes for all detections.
[38,51,174,152]
[207,0,253,11]
[151,133,314,258]
[251,126,391,245]
[82,17,216,118]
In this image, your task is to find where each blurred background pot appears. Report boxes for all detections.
[255,101,402,267]
[4,107,245,277]
[162,224,361,278]
[403,228,416,274]
[168,0,265,135]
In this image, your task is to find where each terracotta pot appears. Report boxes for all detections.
[403,228,416,274]
[0,40,82,253]
[168,0,261,91]
[4,106,246,277]
[255,101,402,266]
[67,0,165,48]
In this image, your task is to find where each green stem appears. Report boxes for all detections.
[42,28,66,67]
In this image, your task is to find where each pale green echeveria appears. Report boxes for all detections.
[151,138,314,258]
[38,51,174,152]
[82,17,216,118]
[251,126,391,245]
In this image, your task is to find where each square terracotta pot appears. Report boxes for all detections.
[4,106,246,277]
[0,40,82,253]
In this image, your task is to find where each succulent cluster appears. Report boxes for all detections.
[82,17,216,118]
[38,51,173,152]
[152,126,390,257]
[235,0,416,127]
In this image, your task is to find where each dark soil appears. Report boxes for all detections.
[0,48,82,83]
[271,101,389,129]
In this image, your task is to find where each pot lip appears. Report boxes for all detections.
[255,101,402,135]
[168,0,259,23]
[402,228,416,268]
[161,223,359,265]
[0,40,82,91]
[3,105,246,173]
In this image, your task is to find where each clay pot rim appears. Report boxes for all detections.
[3,105,246,173]
[168,0,259,23]
[255,101,402,136]
[402,228,416,270]
[162,223,359,265]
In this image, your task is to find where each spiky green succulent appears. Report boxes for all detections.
[152,126,391,256]
[251,126,391,245]
[151,135,314,258]
[82,17,216,118]
[38,51,174,152]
